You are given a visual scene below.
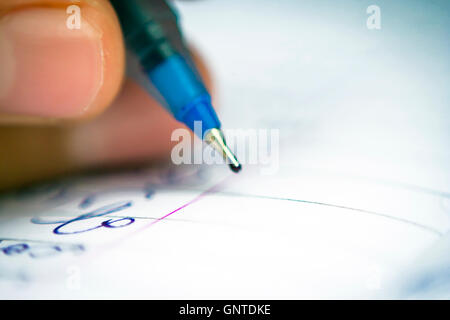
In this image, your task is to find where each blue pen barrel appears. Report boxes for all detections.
[148,55,221,133]
[110,0,221,135]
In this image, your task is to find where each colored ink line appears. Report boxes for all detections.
[92,175,231,253]
[103,185,443,236]
[211,191,444,236]
[106,215,196,223]
[0,237,83,245]
[138,177,230,231]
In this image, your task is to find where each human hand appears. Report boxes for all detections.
[0,0,212,191]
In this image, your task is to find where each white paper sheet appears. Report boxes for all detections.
[1,0,449,299]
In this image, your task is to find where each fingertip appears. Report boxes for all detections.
[0,0,125,123]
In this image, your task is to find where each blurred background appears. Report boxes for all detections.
[0,0,449,299]
[171,0,450,298]
[176,0,449,190]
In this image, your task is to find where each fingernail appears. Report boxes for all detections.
[0,7,104,118]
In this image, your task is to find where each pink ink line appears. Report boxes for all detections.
[97,174,232,252]
[72,174,232,261]
[144,191,207,228]
[140,176,230,231]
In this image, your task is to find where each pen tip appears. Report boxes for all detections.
[204,128,242,174]
[229,163,242,173]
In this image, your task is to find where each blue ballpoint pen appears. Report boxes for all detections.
[110,0,241,172]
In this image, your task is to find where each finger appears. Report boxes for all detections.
[0,49,214,191]
[0,0,125,124]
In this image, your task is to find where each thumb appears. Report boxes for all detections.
[0,0,125,124]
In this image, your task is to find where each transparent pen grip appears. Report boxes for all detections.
[124,0,198,110]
